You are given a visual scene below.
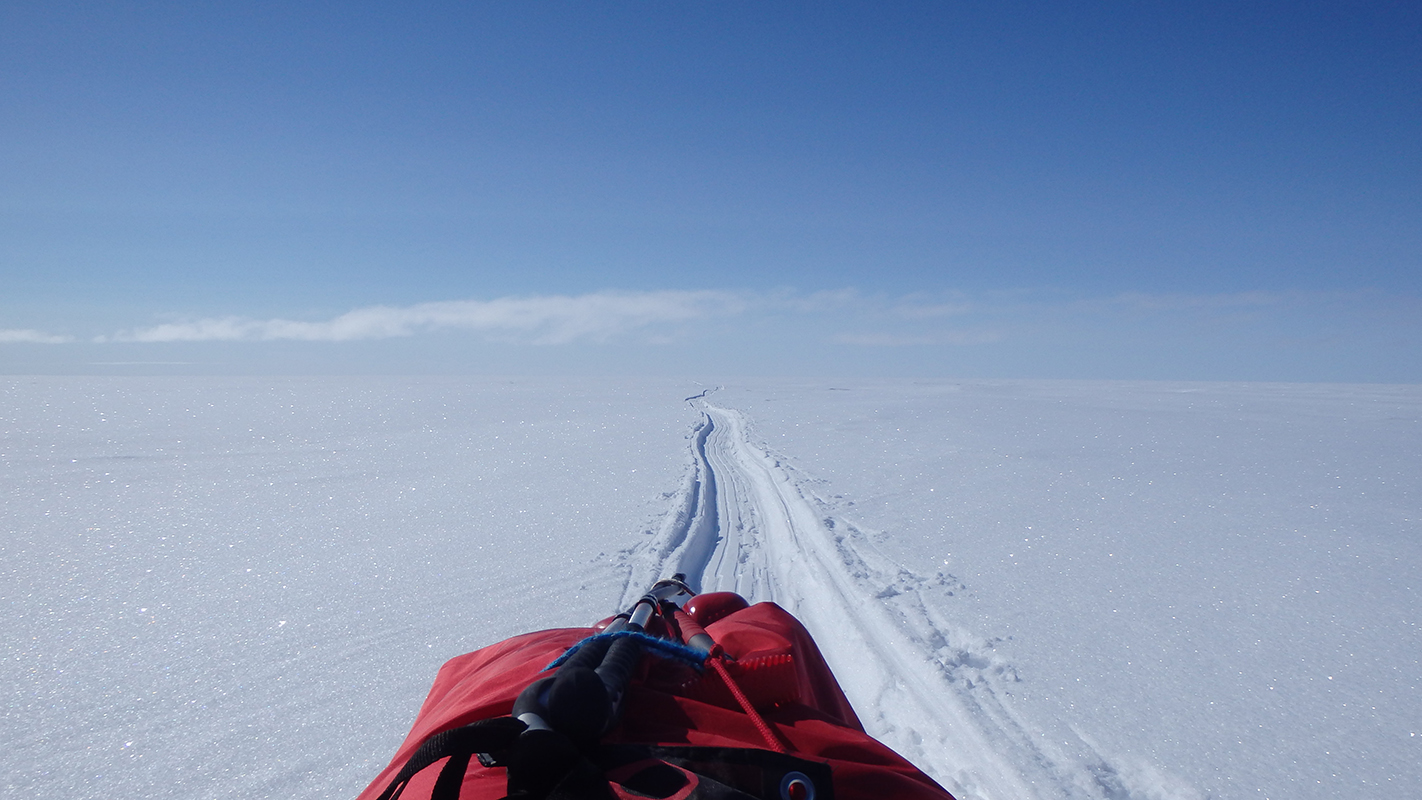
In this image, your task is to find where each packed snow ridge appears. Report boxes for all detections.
[619,397,1199,800]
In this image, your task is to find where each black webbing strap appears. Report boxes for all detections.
[375,716,527,800]
[375,722,835,800]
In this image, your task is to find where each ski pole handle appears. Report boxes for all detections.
[673,608,717,653]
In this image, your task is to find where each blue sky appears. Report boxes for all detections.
[2,1,1418,380]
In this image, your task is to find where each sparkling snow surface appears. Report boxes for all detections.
[3,378,1418,800]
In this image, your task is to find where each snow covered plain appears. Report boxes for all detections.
[4,377,1418,800]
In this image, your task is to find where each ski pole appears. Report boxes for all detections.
[512,575,694,742]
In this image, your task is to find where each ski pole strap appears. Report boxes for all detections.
[374,717,527,800]
[592,635,643,698]
[554,632,615,673]
[544,631,707,672]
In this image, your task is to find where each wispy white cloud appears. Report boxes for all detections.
[0,328,73,344]
[101,291,748,344]
[890,300,973,319]
[770,289,973,319]
[834,330,1000,346]
[90,288,1009,352]
[1106,290,1288,311]
[773,288,864,313]
[833,333,938,346]
[10,285,1408,380]
[84,287,1371,353]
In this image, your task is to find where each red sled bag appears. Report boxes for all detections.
[358,583,956,800]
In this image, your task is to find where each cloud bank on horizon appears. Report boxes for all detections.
[0,329,75,345]
[97,291,748,345]
[3,287,1416,382]
[81,289,996,349]
[10,287,1305,347]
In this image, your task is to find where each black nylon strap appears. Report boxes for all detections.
[432,751,474,800]
[375,717,527,800]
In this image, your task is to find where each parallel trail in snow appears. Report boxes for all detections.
[622,400,1190,800]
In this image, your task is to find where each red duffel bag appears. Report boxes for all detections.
[358,588,955,800]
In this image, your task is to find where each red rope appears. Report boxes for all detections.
[707,656,789,754]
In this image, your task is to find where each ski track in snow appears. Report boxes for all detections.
[617,399,1201,800]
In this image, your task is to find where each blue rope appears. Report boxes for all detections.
[545,631,707,672]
